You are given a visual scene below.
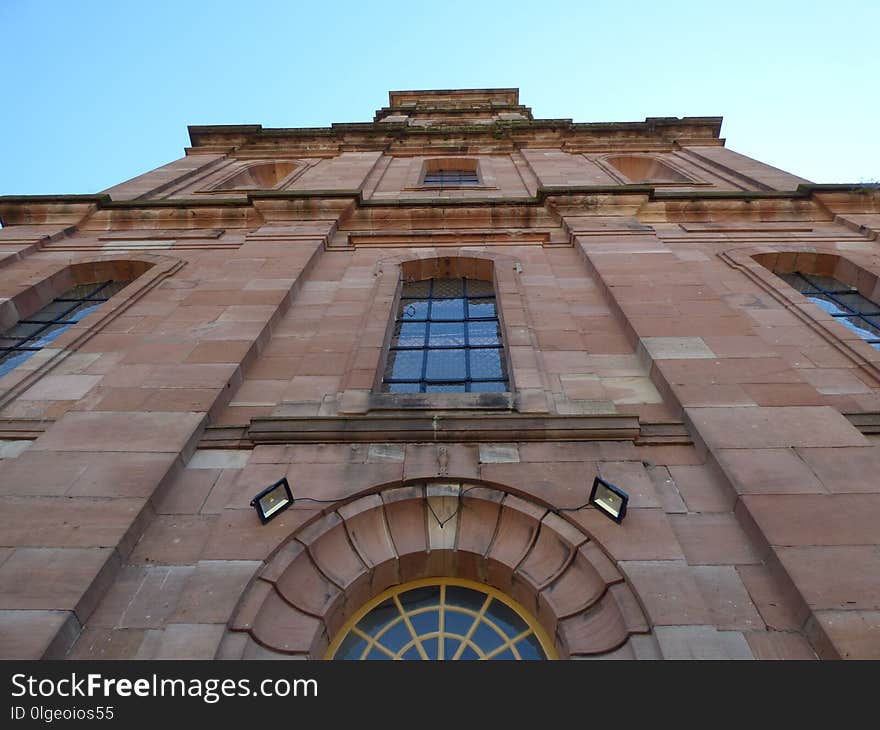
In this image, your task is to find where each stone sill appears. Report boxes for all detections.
[368,392,515,411]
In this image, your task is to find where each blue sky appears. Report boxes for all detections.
[1,0,877,195]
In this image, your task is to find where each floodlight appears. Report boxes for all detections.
[250,477,294,524]
[589,476,628,523]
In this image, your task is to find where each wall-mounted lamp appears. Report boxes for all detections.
[589,476,628,524]
[251,477,294,524]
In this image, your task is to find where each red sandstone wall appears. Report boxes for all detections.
[1,105,878,660]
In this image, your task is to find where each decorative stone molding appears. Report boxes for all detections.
[224,481,650,659]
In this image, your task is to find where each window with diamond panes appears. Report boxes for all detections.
[326,579,555,660]
[383,277,508,393]
[778,272,880,350]
[422,169,480,186]
[0,280,131,378]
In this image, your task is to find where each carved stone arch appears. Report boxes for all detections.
[371,249,525,279]
[225,480,651,660]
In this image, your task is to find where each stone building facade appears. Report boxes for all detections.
[0,89,878,660]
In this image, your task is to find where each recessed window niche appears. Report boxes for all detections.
[604,155,692,184]
[212,161,298,190]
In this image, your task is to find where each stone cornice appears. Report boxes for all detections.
[247,413,641,444]
[186,116,725,153]
[2,184,877,228]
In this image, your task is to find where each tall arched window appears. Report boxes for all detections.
[0,279,133,377]
[382,276,508,393]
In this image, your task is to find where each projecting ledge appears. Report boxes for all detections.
[245,413,641,444]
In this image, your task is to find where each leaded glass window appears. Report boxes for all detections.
[422,170,480,186]
[778,272,880,350]
[383,277,508,393]
[326,579,555,660]
[0,280,130,378]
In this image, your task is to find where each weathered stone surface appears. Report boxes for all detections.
[795,446,880,493]
[686,406,867,449]
[186,449,251,469]
[456,488,503,558]
[646,465,688,514]
[715,448,825,495]
[808,610,880,659]
[140,623,226,660]
[538,548,607,623]
[478,444,520,463]
[776,546,880,611]
[251,589,323,655]
[0,609,80,659]
[0,496,145,548]
[0,547,116,617]
[128,515,216,565]
[366,444,405,463]
[486,495,545,571]
[568,508,685,561]
[273,545,340,616]
[620,560,710,626]
[87,564,194,629]
[32,411,206,453]
[297,513,366,591]
[598,461,661,509]
[669,513,764,565]
[338,496,398,581]
[745,631,817,659]
[381,488,428,580]
[667,463,735,511]
[202,507,318,561]
[67,627,147,660]
[692,565,764,631]
[171,560,260,624]
[736,564,807,631]
[640,336,717,360]
[654,625,754,660]
[154,468,219,514]
[517,520,575,590]
[557,593,629,656]
[740,494,880,547]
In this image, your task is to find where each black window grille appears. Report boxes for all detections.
[422,170,480,186]
[778,272,880,350]
[382,277,508,393]
[0,280,130,378]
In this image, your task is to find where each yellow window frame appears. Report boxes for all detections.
[325,577,558,660]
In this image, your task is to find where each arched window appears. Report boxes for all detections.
[0,279,133,377]
[382,276,508,393]
[777,271,880,350]
[326,579,556,660]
